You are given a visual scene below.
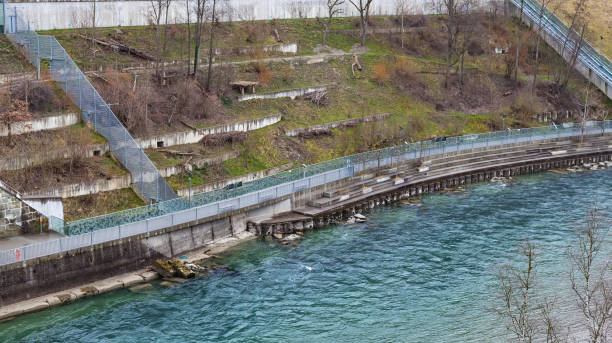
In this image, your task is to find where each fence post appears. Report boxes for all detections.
[78,77,82,109]
[36,35,40,79]
[63,50,67,91]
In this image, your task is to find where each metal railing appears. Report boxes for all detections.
[4,6,177,204]
[1,120,610,266]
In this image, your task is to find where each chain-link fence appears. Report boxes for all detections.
[5,7,177,204]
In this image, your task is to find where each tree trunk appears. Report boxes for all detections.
[360,13,367,46]
[161,1,170,83]
[514,0,524,84]
[186,0,191,75]
[205,0,217,92]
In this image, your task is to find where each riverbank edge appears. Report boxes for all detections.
[0,231,256,323]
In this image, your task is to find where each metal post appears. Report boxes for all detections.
[36,36,40,79]
[78,77,82,109]
[297,153,300,178]
[188,174,192,203]
[63,51,67,91]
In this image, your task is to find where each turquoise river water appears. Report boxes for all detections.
[1,169,611,343]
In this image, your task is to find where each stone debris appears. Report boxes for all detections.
[280,234,301,244]
[490,176,513,184]
[129,283,153,292]
[152,259,196,279]
[159,281,177,288]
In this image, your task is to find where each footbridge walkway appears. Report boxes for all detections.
[1,121,611,266]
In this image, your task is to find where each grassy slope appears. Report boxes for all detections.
[63,188,145,221]
[0,35,34,74]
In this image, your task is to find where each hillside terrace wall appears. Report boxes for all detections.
[135,114,281,149]
[0,113,80,137]
[0,115,279,172]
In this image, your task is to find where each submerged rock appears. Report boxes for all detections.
[129,283,153,292]
[159,281,177,288]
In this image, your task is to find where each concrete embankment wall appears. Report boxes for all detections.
[0,197,291,306]
[238,86,334,102]
[0,113,80,137]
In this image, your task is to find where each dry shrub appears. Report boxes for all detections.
[11,81,57,113]
[97,70,152,135]
[200,132,248,146]
[371,64,391,85]
[256,63,273,87]
[245,23,265,44]
[172,78,225,120]
[508,89,546,121]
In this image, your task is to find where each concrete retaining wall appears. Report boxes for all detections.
[135,114,281,149]
[24,173,132,198]
[238,85,334,102]
[23,196,64,220]
[0,113,80,137]
[0,143,108,172]
[0,72,36,85]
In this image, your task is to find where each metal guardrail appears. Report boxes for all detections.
[4,6,177,204]
[511,0,612,87]
[1,121,610,266]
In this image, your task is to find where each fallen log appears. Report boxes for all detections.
[77,34,155,61]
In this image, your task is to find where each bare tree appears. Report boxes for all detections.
[205,0,217,92]
[317,0,344,46]
[514,0,524,84]
[435,0,472,88]
[395,0,409,49]
[531,0,555,94]
[0,98,32,146]
[186,0,192,74]
[569,206,612,343]
[554,0,588,90]
[193,0,209,76]
[348,0,374,46]
[150,0,172,83]
[497,241,538,343]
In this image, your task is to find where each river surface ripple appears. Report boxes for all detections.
[1,170,611,343]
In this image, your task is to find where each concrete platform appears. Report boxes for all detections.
[0,231,64,250]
